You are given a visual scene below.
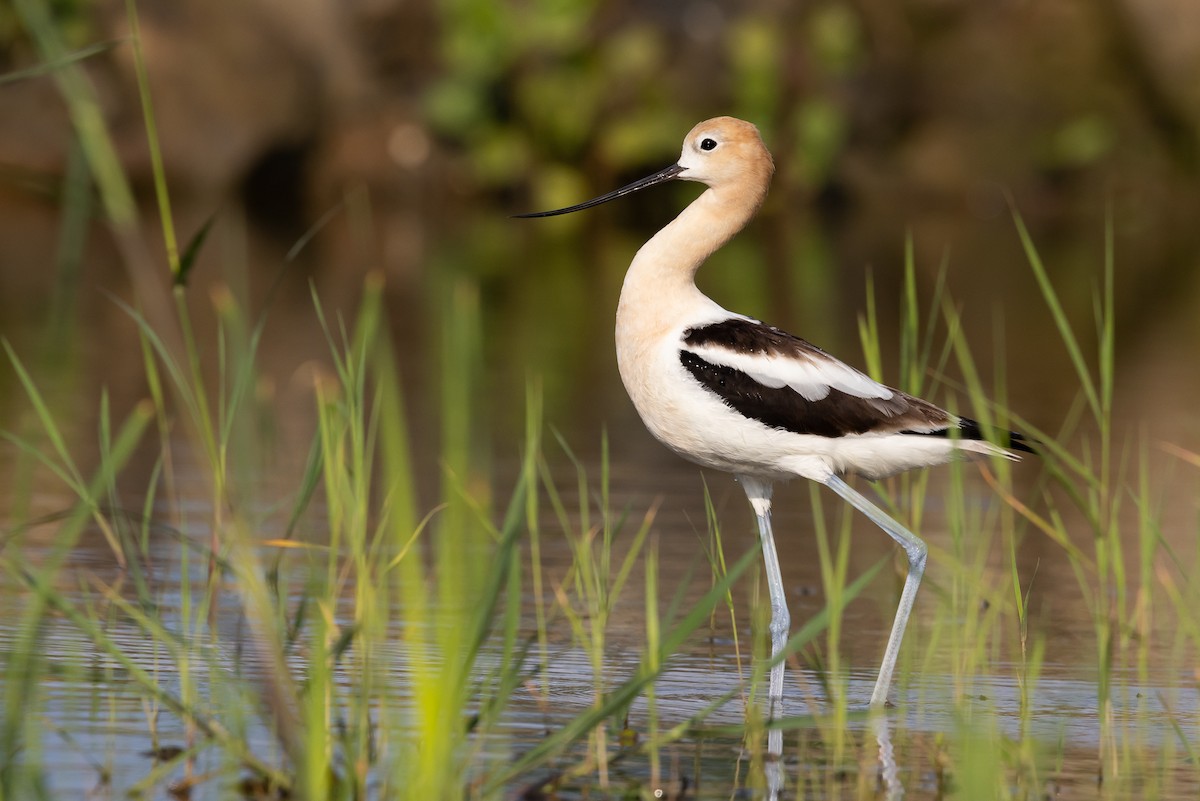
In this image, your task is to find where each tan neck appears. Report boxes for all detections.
[617,183,765,328]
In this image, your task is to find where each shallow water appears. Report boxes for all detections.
[3,188,1200,798]
[4,451,1199,799]
[9,607,1200,798]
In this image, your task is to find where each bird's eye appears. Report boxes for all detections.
[699,137,718,152]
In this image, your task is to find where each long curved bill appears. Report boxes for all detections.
[514,163,686,218]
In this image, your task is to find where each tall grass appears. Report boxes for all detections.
[0,9,759,800]
[3,6,1200,800]
[0,18,776,795]
[840,214,1199,799]
[1,247,772,800]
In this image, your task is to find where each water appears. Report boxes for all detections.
[4,447,1199,798]
[9,595,1200,797]
[2,196,1200,797]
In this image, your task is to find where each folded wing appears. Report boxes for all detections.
[681,318,955,439]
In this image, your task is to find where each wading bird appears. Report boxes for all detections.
[517,117,1030,750]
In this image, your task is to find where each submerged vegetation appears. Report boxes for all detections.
[2,3,1200,801]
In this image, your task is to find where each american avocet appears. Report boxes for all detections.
[517,116,1030,748]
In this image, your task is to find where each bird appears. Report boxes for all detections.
[516,117,1031,753]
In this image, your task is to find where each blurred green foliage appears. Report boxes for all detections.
[424,0,865,204]
[5,0,1197,443]
[418,0,872,421]
[0,0,91,60]
[1050,114,1116,168]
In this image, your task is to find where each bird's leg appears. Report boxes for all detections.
[739,475,787,759]
[823,474,927,709]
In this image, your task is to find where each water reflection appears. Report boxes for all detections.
[3,575,1200,798]
[872,714,903,801]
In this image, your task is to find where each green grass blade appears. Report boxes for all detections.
[174,215,216,288]
[123,0,179,272]
[0,39,122,86]
[2,558,289,789]
[486,544,761,789]
[2,340,86,489]
[1010,204,1101,421]
[12,0,136,226]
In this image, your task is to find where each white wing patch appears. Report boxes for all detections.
[683,342,894,402]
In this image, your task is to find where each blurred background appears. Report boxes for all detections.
[2,0,1200,479]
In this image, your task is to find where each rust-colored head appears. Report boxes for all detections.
[676,117,774,196]
[515,116,774,219]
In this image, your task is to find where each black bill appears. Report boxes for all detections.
[514,163,686,218]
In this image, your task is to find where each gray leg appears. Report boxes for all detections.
[738,475,787,759]
[823,474,927,708]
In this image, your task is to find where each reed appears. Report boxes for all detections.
[2,5,1198,798]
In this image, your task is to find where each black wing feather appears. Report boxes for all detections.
[680,319,1030,450]
[902,418,1036,453]
[679,350,947,438]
